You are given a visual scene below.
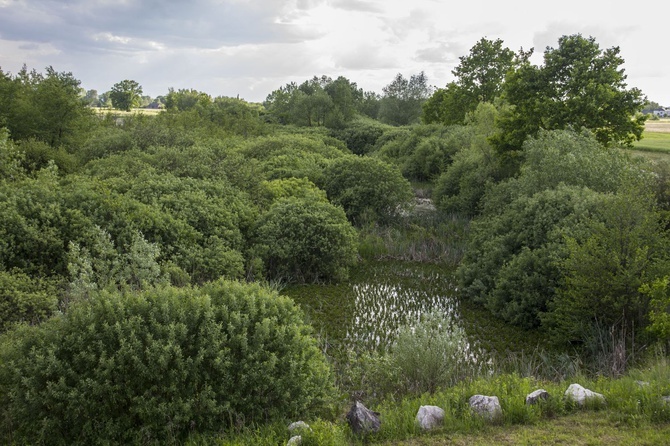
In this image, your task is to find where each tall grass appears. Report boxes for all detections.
[358,211,470,265]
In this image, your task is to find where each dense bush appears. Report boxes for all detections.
[240,133,347,183]
[321,155,413,225]
[254,196,358,282]
[329,116,391,155]
[0,270,58,333]
[458,185,603,328]
[548,191,669,344]
[431,103,501,215]
[0,280,334,445]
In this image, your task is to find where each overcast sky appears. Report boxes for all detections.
[1,0,667,105]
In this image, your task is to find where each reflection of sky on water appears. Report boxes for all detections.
[342,267,487,368]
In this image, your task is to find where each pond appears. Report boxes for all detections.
[282,261,485,357]
[282,261,555,364]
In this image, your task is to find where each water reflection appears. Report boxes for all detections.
[346,279,458,351]
[284,262,488,365]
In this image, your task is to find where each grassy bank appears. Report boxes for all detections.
[381,412,670,445]
[189,355,670,445]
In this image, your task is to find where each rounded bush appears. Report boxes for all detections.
[255,196,358,282]
[322,156,413,225]
[0,280,334,445]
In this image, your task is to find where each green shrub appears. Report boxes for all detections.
[254,196,358,283]
[321,156,413,225]
[329,116,391,155]
[0,270,58,333]
[0,280,334,445]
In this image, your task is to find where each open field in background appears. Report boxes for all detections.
[643,119,670,133]
[630,118,670,161]
[91,107,163,116]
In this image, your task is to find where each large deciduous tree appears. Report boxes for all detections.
[378,72,432,126]
[423,38,524,125]
[264,75,362,128]
[0,66,93,147]
[492,34,646,163]
[109,79,143,111]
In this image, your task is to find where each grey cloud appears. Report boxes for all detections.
[0,0,313,58]
[414,42,460,63]
[330,0,383,13]
[533,22,639,54]
[381,8,432,43]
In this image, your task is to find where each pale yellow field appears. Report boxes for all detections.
[92,107,163,116]
[644,118,670,133]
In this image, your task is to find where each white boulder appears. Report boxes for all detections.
[416,405,445,430]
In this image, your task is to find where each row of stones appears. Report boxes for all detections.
[286,382,668,444]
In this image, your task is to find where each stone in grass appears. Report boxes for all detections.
[526,389,550,405]
[662,396,670,404]
[288,421,311,433]
[347,401,381,434]
[286,435,302,446]
[469,395,502,421]
[564,383,605,406]
[416,405,445,430]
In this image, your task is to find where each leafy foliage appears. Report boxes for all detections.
[264,76,363,128]
[0,280,334,444]
[254,196,358,282]
[109,79,143,111]
[321,155,413,224]
[0,270,58,333]
[378,72,432,126]
[0,66,94,147]
[423,38,522,125]
[432,102,501,215]
[548,192,669,343]
[493,34,646,163]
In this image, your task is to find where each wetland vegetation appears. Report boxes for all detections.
[1,34,670,444]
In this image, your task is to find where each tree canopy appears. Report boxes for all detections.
[109,79,143,111]
[492,34,646,162]
[423,38,525,125]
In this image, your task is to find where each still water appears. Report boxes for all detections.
[282,261,485,357]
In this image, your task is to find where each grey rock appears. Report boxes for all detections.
[662,396,670,404]
[347,401,381,434]
[526,389,550,405]
[564,383,605,406]
[416,405,445,430]
[469,395,502,420]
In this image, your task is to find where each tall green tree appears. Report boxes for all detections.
[423,38,524,125]
[265,75,362,128]
[492,34,646,163]
[164,88,211,111]
[379,72,431,126]
[109,79,143,111]
[0,66,92,147]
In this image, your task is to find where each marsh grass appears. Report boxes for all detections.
[358,211,469,265]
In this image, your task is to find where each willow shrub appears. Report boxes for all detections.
[0,280,334,445]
